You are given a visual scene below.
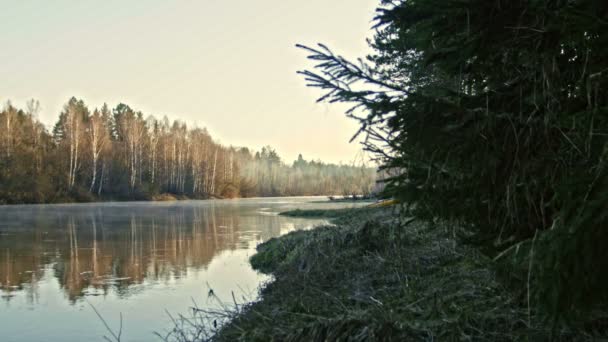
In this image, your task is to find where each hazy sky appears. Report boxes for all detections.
[0,0,378,164]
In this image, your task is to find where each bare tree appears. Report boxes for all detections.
[89,109,108,192]
[2,101,17,158]
[56,98,88,190]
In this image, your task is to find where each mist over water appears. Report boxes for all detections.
[0,197,361,342]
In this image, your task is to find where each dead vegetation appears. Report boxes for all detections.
[165,207,605,341]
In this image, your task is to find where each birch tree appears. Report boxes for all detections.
[53,98,88,190]
[88,109,108,192]
[147,117,159,184]
[2,101,18,159]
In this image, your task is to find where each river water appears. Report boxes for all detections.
[0,197,361,342]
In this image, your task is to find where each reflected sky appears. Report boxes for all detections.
[0,197,361,342]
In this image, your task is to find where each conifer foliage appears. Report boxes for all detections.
[300,0,608,319]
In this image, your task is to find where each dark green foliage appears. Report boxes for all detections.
[299,0,608,320]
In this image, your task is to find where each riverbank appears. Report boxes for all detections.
[200,207,603,341]
[0,192,213,205]
[0,193,375,205]
[151,193,225,201]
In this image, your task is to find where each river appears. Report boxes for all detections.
[0,197,363,341]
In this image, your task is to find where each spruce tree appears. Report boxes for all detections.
[299,0,608,319]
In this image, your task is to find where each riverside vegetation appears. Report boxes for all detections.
[211,207,606,341]
[296,0,608,331]
[166,0,608,340]
[162,207,607,341]
[0,99,375,204]
[5,0,607,339]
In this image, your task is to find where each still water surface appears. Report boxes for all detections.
[0,197,360,342]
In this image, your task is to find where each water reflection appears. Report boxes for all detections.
[0,200,318,303]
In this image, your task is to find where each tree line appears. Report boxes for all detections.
[0,97,375,204]
[300,0,607,322]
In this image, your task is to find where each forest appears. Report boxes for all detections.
[0,98,375,204]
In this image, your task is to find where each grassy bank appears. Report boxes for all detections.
[202,207,599,341]
[161,207,604,341]
[278,207,378,218]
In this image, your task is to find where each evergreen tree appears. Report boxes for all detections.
[299,0,608,319]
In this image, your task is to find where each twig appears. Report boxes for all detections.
[87,300,123,342]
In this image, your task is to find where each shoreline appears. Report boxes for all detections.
[191,207,604,341]
[0,194,376,207]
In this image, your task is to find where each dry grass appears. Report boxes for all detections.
[165,207,604,341]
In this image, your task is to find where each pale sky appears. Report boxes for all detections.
[0,0,378,164]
